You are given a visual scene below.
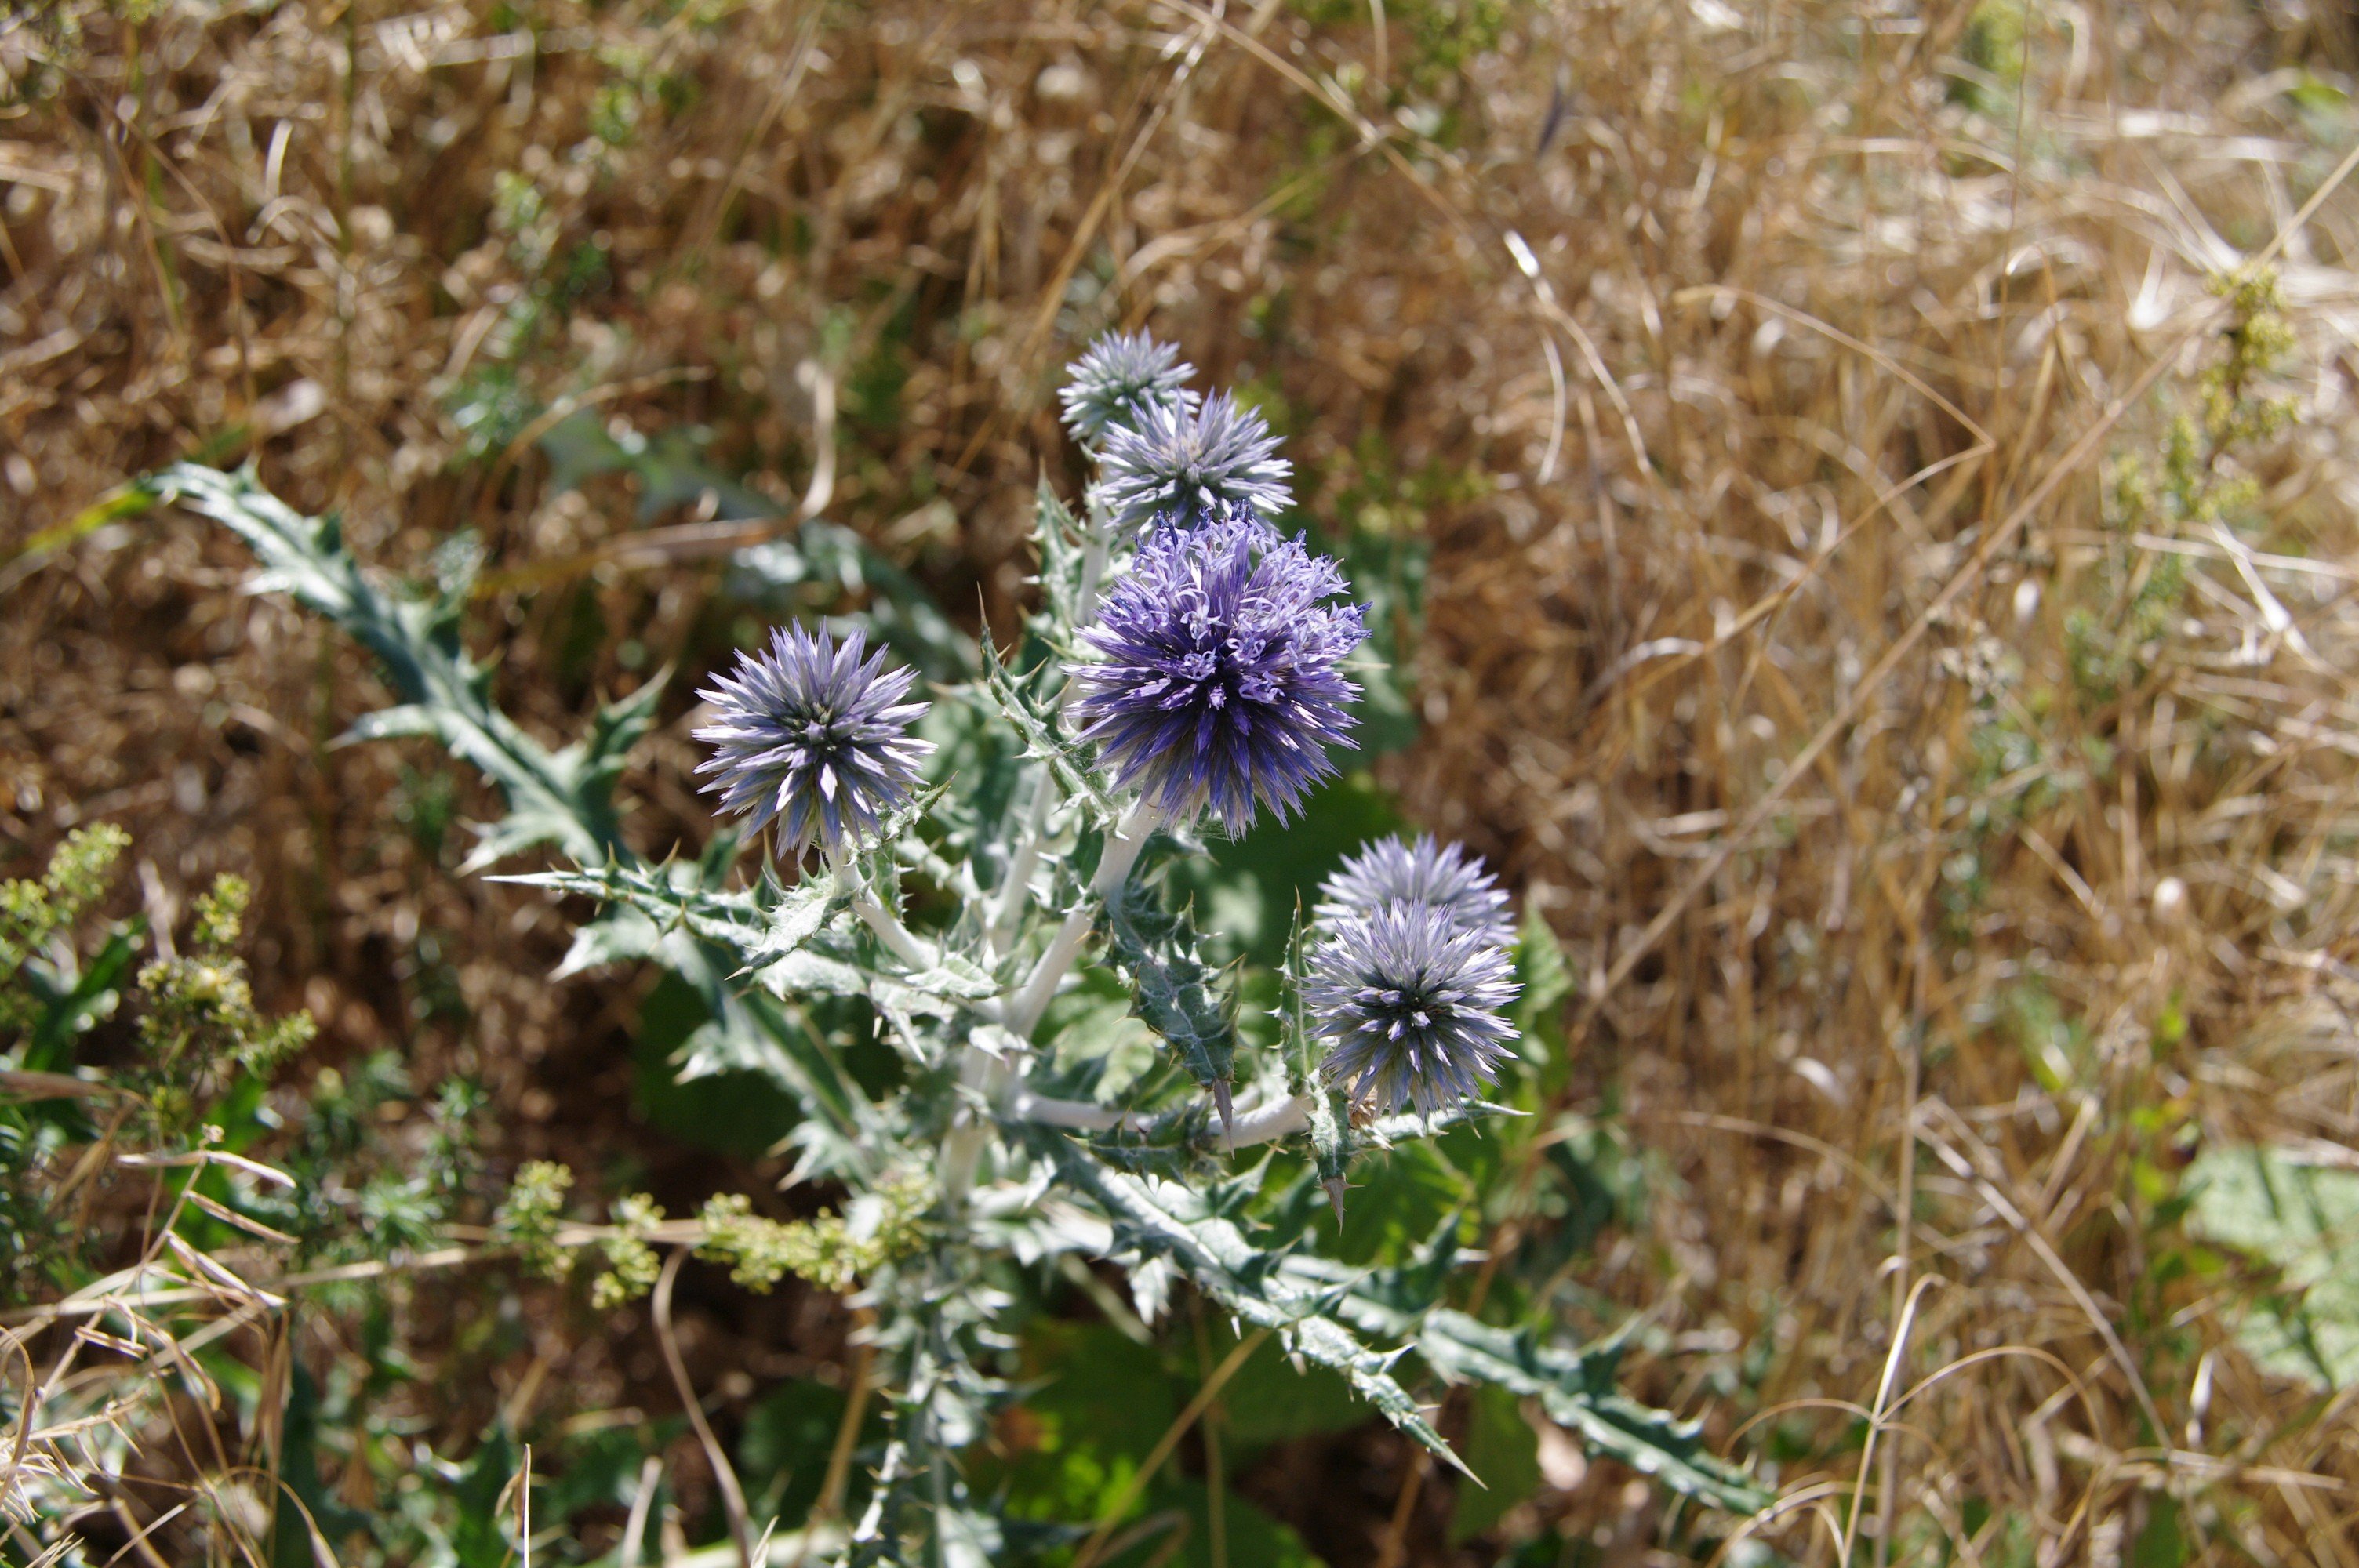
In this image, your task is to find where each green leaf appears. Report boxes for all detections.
[146,463,641,870]
[749,877,849,969]
[1172,772,1405,969]
[2185,1144,2359,1388]
[1041,1134,1467,1475]
[980,1319,1176,1520]
[26,927,140,1073]
[1038,970,1161,1104]
[1449,1384,1541,1541]
[1278,910,1355,1217]
[2131,1494,2189,1568]
[895,952,1000,1001]
[1411,1310,1767,1512]
[1030,479,1091,631]
[740,1376,887,1526]
[1322,1141,1468,1269]
[1157,1477,1323,1568]
[270,1360,369,1568]
[448,1428,518,1568]
[1209,1329,1365,1450]
[1514,906,1574,1022]
[552,906,664,981]
[633,973,803,1160]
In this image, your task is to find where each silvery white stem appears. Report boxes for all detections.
[1223,1092,1313,1146]
[825,850,937,971]
[1005,1085,1314,1149]
[852,889,937,971]
[986,770,1056,956]
[939,1046,1008,1203]
[1004,1087,1128,1131]
[1003,799,1160,1038]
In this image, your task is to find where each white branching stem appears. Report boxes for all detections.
[852,891,936,971]
[947,800,1159,1202]
[830,854,938,971]
[938,1047,1006,1204]
[1004,799,1159,1038]
[1004,1086,1314,1149]
[986,769,1057,956]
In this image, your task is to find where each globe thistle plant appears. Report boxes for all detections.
[167,347,1770,1536]
[1058,329,1196,445]
[693,624,935,861]
[1307,902,1521,1117]
[1069,517,1367,835]
[1316,833,1515,947]
[1096,390,1293,532]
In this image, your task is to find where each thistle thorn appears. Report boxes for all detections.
[1322,1176,1347,1225]
[1211,1079,1235,1148]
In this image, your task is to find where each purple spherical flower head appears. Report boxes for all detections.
[1059,330,1196,445]
[1308,902,1520,1117]
[693,625,935,860]
[1096,390,1293,532]
[1069,517,1367,835]
[1317,833,1514,948]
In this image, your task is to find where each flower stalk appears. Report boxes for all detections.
[1004,797,1161,1038]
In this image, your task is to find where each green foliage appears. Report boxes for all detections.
[2,827,320,1298]
[698,1169,932,1292]
[0,822,132,1037]
[2184,1145,2359,1388]
[1407,1311,1765,1512]
[129,875,318,1140]
[594,1191,669,1308]
[140,463,656,873]
[976,1319,1329,1567]
[742,1376,887,1525]
[1958,0,2026,85]
[1289,0,1509,100]
[495,1159,576,1279]
[1451,1385,1542,1541]
[2068,268,2297,710]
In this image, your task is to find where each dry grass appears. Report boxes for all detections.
[9,0,2359,1560]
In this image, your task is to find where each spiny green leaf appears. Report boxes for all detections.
[146,463,634,870]
[1041,1133,1470,1474]
[975,634,1120,827]
[748,877,849,967]
[1412,1310,1768,1512]
[895,953,1000,1000]
[1031,478,1089,630]
[1100,877,1238,1101]
[1274,1236,1765,1512]
[552,906,665,981]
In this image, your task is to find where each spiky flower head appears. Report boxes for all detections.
[1316,834,1514,948]
[694,625,935,860]
[1059,330,1196,445]
[1096,390,1293,532]
[1070,517,1367,835]
[1308,903,1520,1116]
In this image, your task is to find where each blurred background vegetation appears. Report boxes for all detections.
[12,0,2359,1562]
